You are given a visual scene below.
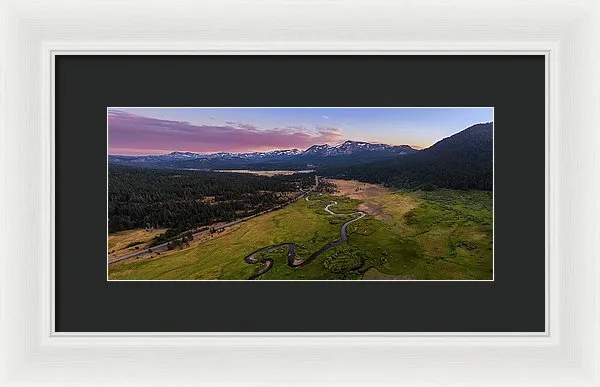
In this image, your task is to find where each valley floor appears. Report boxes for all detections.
[107,228,167,260]
[108,179,493,280]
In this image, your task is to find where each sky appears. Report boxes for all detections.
[107,107,493,156]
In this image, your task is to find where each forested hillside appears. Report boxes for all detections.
[324,122,493,190]
[108,166,314,234]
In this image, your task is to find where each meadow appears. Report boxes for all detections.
[109,181,493,280]
[107,228,167,260]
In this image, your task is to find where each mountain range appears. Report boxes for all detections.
[108,140,419,170]
[108,122,493,190]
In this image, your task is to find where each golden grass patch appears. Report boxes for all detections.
[107,228,167,260]
[328,179,420,229]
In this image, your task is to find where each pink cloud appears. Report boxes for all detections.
[108,110,345,155]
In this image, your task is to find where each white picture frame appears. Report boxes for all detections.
[1,0,598,386]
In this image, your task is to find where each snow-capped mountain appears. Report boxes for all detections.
[108,141,419,170]
[270,149,303,156]
[301,141,416,157]
[164,151,205,159]
[303,144,332,155]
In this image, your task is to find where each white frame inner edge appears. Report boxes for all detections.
[1,1,599,386]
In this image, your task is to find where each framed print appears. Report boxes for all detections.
[1,1,600,387]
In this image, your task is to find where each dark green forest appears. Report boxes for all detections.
[323,122,493,191]
[108,166,314,234]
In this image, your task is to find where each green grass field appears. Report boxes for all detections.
[109,186,493,280]
[345,190,493,280]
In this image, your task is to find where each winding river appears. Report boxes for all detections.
[244,200,366,279]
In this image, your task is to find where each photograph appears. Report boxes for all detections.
[107,107,494,281]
